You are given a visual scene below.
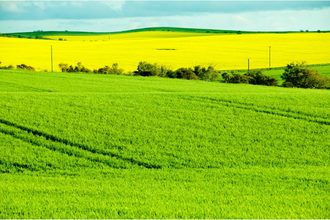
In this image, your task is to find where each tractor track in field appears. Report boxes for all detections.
[0,158,44,172]
[0,80,53,92]
[180,95,330,126]
[0,125,126,169]
[0,118,162,169]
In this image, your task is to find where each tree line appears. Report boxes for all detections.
[0,61,329,89]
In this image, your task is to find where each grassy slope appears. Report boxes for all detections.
[0,69,329,218]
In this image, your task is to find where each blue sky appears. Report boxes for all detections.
[0,1,329,32]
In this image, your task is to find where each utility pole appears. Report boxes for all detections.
[50,45,53,72]
[248,58,250,73]
[269,46,271,69]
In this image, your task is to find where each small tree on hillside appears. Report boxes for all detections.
[135,62,159,76]
[59,63,69,72]
[282,62,329,89]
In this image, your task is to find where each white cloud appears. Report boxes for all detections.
[0,0,48,12]
[0,2,22,12]
[0,0,126,12]
[103,0,126,11]
[0,7,329,33]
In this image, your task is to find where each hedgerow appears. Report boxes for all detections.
[94,63,123,75]
[133,61,219,81]
[58,62,91,73]
[222,70,278,86]
[3,60,330,89]
[0,61,14,70]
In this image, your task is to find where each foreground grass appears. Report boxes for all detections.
[0,70,329,218]
[1,168,328,218]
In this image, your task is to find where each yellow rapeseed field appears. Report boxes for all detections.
[1,31,329,72]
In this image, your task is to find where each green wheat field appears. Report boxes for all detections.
[0,67,329,218]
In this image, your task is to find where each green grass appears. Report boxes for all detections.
[0,69,329,218]
[1,168,328,218]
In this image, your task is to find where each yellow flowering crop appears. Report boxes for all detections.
[1,31,329,72]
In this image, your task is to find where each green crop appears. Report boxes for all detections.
[0,69,329,218]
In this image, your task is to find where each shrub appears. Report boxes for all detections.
[246,71,278,86]
[175,67,198,80]
[134,62,157,76]
[134,61,159,76]
[0,61,14,70]
[222,71,277,86]
[58,62,91,73]
[58,63,69,72]
[194,65,218,81]
[165,70,177,78]
[134,61,171,77]
[74,62,91,73]
[95,63,123,74]
[16,64,35,71]
[158,65,171,77]
[282,62,329,89]
[222,72,250,84]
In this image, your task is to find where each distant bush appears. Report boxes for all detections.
[134,61,170,77]
[175,67,198,80]
[165,69,177,78]
[281,62,329,89]
[73,62,91,73]
[16,64,35,71]
[94,63,124,74]
[193,65,219,81]
[58,63,69,72]
[174,65,218,80]
[246,71,278,86]
[134,62,158,76]
[222,72,250,84]
[58,62,91,73]
[0,61,14,70]
[222,70,277,86]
